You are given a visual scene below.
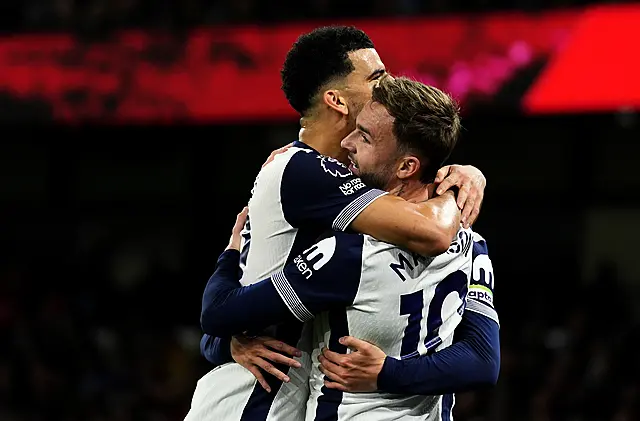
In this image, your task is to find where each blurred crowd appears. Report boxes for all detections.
[0,0,631,34]
[0,230,203,421]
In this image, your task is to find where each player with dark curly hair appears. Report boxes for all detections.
[281,26,378,115]
[281,26,385,165]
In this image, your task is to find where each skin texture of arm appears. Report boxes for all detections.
[350,191,461,256]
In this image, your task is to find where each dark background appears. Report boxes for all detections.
[1,1,639,421]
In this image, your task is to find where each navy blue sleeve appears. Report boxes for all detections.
[377,235,500,395]
[199,250,239,366]
[200,249,295,338]
[200,334,233,366]
[200,233,364,338]
[377,311,500,395]
[273,232,364,321]
[465,236,498,323]
[281,151,387,231]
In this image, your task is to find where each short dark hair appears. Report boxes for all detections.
[372,76,461,183]
[281,26,374,116]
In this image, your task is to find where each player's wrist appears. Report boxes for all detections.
[226,242,241,251]
[217,249,241,268]
[376,356,400,393]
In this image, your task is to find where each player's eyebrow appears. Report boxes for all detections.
[357,123,373,137]
[367,68,385,81]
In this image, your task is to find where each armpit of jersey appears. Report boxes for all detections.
[280,150,387,231]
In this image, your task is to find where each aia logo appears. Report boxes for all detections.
[318,155,352,178]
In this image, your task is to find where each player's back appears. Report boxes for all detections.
[187,141,387,421]
[305,229,482,421]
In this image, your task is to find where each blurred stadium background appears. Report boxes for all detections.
[1,0,639,420]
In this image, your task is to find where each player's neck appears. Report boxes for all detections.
[386,179,432,203]
[299,118,350,164]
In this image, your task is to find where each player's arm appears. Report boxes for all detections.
[200,249,293,338]
[350,191,460,257]
[201,233,363,338]
[280,152,474,257]
[320,307,499,394]
[376,306,499,395]
[198,210,247,367]
[198,210,300,375]
[200,334,233,366]
[198,246,237,366]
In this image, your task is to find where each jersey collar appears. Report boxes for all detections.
[293,140,318,153]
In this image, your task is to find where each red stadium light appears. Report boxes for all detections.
[524,4,640,114]
[0,5,636,122]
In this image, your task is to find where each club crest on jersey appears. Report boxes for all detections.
[318,155,352,178]
[294,236,337,279]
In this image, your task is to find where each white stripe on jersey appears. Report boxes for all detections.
[332,189,388,231]
[465,299,499,326]
[272,272,314,323]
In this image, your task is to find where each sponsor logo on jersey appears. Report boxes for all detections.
[339,178,366,195]
[468,285,494,307]
[472,253,494,290]
[318,155,352,178]
[294,236,337,279]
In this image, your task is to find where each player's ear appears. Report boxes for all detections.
[323,89,349,116]
[396,155,421,180]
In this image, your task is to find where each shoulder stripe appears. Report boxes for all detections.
[271,272,314,322]
[332,189,387,231]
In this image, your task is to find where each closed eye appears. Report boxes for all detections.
[368,68,386,81]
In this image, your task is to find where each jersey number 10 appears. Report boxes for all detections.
[398,270,468,359]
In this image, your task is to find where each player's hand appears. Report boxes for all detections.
[262,142,294,168]
[231,334,303,393]
[318,336,386,393]
[434,165,486,228]
[226,207,248,251]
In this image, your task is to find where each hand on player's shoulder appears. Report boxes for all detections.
[262,142,294,168]
[226,207,248,251]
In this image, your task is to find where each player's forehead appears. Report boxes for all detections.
[357,100,395,141]
[347,48,385,80]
